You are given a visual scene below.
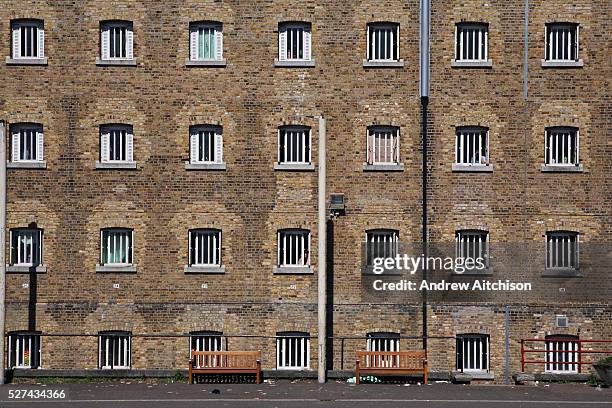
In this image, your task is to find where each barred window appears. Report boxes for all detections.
[545,23,579,62]
[367,23,400,62]
[455,127,489,165]
[11,123,44,162]
[278,126,311,165]
[455,23,488,62]
[99,331,131,369]
[8,332,41,369]
[100,125,133,163]
[190,331,223,352]
[546,232,578,270]
[190,22,223,61]
[545,127,579,166]
[276,332,310,370]
[100,21,133,60]
[101,228,134,266]
[11,20,44,59]
[10,228,43,267]
[366,126,400,165]
[365,229,399,266]
[455,230,489,268]
[545,335,579,373]
[189,229,221,267]
[366,332,400,352]
[190,125,223,164]
[278,229,310,267]
[456,334,489,372]
[279,22,311,61]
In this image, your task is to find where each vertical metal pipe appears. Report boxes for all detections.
[0,120,6,383]
[420,0,430,352]
[317,116,326,383]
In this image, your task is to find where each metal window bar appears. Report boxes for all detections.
[457,335,489,372]
[368,25,398,61]
[279,230,309,267]
[19,24,39,58]
[366,335,400,367]
[197,130,215,163]
[546,25,577,61]
[456,231,488,266]
[190,230,221,266]
[456,25,487,61]
[279,128,310,164]
[109,26,127,59]
[9,334,41,369]
[284,26,304,60]
[102,230,132,265]
[546,233,577,269]
[198,26,215,59]
[12,229,41,266]
[367,128,399,164]
[19,128,37,161]
[366,231,399,266]
[456,129,488,165]
[108,129,127,162]
[546,129,578,165]
[100,334,131,369]
[276,335,309,369]
[545,340,578,373]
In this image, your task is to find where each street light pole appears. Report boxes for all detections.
[0,120,7,384]
[317,116,327,383]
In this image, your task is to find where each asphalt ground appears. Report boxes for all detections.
[0,381,610,408]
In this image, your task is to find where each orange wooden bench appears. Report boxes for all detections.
[355,351,428,384]
[188,350,262,384]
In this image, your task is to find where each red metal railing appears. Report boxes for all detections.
[521,338,612,373]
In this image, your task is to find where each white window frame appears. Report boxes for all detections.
[278,22,311,62]
[366,126,400,165]
[545,23,579,62]
[545,335,579,373]
[100,124,134,163]
[100,21,134,61]
[456,334,490,373]
[277,229,310,268]
[546,231,579,271]
[11,123,44,163]
[366,23,400,62]
[189,331,223,352]
[276,332,310,370]
[189,125,223,165]
[455,127,489,166]
[545,127,579,166]
[189,229,222,267]
[99,331,131,369]
[455,23,488,62]
[10,228,43,267]
[11,20,44,60]
[189,22,223,61]
[455,230,490,268]
[365,229,399,267]
[277,126,311,165]
[100,228,134,266]
[8,332,42,369]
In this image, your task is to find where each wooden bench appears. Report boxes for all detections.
[188,350,262,384]
[355,351,427,384]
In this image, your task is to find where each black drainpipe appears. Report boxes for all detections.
[420,0,430,353]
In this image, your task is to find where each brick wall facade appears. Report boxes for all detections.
[0,0,609,382]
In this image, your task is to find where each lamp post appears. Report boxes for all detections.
[0,120,7,384]
[317,116,327,383]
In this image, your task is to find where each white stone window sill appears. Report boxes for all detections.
[96,264,137,273]
[274,266,313,275]
[541,59,583,68]
[185,59,227,67]
[362,59,405,68]
[452,163,493,172]
[540,164,583,172]
[7,160,47,169]
[6,264,48,273]
[6,57,48,65]
[542,268,581,278]
[363,163,404,172]
[453,267,493,276]
[96,161,138,170]
[454,370,495,380]
[185,162,227,170]
[96,58,138,66]
[274,59,316,68]
[274,163,315,171]
[184,265,225,274]
[451,60,493,68]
